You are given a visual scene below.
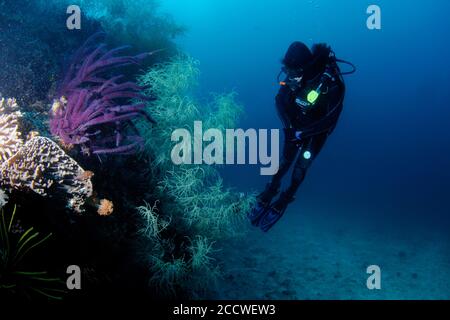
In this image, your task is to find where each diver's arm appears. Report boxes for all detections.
[301,103,342,138]
[300,85,344,138]
[275,87,294,129]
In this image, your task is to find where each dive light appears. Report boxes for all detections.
[307,88,320,104]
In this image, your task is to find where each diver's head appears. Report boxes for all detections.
[282,42,332,82]
[282,41,312,80]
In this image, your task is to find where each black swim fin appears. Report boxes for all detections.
[248,183,280,227]
[259,206,286,232]
[247,202,269,226]
[259,192,293,232]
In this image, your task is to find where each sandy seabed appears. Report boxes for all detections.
[211,205,450,300]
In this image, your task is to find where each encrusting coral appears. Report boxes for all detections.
[0,136,93,213]
[49,32,156,156]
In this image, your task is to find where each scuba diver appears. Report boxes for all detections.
[248,41,355,232]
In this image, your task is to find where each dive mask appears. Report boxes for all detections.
[278,66,304,89]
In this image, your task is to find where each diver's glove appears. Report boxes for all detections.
[289,130,304,146]
[284,128,301,141]
[294,131,303,140]
[284,128,303,142]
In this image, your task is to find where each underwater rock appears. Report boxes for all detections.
[0,136,93,213]
[0,97,24,163]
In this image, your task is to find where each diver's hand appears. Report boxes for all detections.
[289,131,302,142]
[284,128,303,142]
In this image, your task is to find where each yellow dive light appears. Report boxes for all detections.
[307,90,320,104]
[306,76,328,105]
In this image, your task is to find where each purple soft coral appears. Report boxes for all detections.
[50,33,156,155]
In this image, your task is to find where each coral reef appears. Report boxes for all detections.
[0,97,24,163]
[0,0,255,302]
[50,33,155,155]
[0,137,93,213]
[1,48,252,302]
[1,2,250,300]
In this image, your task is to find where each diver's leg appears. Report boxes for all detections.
[248,138,298,225]
[285,134,328,198]
[259,134,328,232]
[257,138,298,204]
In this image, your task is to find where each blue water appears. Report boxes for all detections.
[161,0,450,299]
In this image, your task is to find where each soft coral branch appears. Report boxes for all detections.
[50,33,156,155]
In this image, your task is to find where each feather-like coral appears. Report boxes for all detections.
[138,56,255,238]
[137,201,170,239]
[50,33,156,155]
[136,56,256,297]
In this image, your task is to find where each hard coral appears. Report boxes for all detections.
[50,33,156,155]
[0,97,24,163]
[0,136,93,213]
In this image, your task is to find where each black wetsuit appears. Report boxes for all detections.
[265,62,346,202]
